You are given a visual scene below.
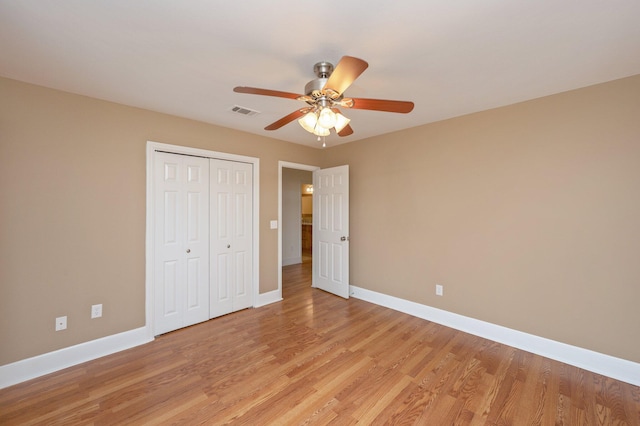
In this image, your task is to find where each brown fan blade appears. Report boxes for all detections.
[349,98,414,113]
[234,86,302,100]
[323,56,369,96]
[264,108,312,131]
[337,124,354,137]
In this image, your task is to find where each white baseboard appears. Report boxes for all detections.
[1,289,284,389]
[255,289,282,308]
[5,289,637,389]
[282,257,302,267]
[350,285,640,387]
[0,327,153,390]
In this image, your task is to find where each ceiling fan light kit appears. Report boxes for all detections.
[298,106,351,137]
[233,56,414,144]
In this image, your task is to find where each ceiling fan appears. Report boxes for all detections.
[233,56,414,139]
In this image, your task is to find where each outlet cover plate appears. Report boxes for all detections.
[55,316,67,331]
[91,304,103,319]
[436,284,443,296]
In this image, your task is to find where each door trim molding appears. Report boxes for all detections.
[277,161,319,301]
[146,141,260,336]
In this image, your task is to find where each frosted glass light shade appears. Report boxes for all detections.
[312,126,330,136]
[317,108,337,129]
[298,112,318,133]
[333,112,351,132]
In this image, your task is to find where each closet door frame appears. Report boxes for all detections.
[145,141,260,338]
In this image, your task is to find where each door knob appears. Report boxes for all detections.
[227,244,231,249]
[186,249,191,253]
[340,236,349,241]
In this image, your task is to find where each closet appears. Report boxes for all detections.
[153,151,253,335]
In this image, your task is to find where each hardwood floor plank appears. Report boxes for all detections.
[1,261,638,425]
[462,369,495,426]
[442,357,487,424]
[270,357,372,424]
[351,374,415,423]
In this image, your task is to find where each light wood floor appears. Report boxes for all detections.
[1,261,639,425]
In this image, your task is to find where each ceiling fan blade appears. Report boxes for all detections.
[323,56,369,96]
[234,86,302,100]
[337,124,354,137]
[348,98,415,113]
[264,108,312,131]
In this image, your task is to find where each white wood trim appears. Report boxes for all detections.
[4,284,636,389]
[146,141,260,336]
[0,327,151,390]
[254,289,283,308]
[350,285,640,387]
[277,161,319,301]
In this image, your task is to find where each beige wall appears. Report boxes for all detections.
[0,77,319,365]
[321,74,640,363]
[2,73,639,368]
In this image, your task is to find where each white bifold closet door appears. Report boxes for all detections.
[209,159,253,318]
[154,152,210,335]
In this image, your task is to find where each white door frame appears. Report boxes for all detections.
[277,161,319,300]
[146,141,260,338]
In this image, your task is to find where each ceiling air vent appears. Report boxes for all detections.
[230,105,260,116]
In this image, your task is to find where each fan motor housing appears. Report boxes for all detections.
[304,61,337,99]
[304,78,329,98]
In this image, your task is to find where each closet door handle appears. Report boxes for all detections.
[227,244,231,249]
[186,249,191,253]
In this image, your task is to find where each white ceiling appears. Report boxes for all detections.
[2,1,640,148]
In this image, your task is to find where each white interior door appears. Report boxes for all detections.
[210,159,253,318]
[154,151,210,334]
[313,165,349,298]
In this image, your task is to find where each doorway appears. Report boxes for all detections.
[301,183,313,264]
[278,162,351,300]
[278,162,318,299]
[282,168,313,266]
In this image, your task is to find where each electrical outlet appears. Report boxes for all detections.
[91,304,103,319]
[435,284,443,296]
[55,316,67,331]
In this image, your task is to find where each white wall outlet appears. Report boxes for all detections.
[91,304,103,319]
[270,220,278,229]
[435,284,443,296]
[55,316,67,331]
